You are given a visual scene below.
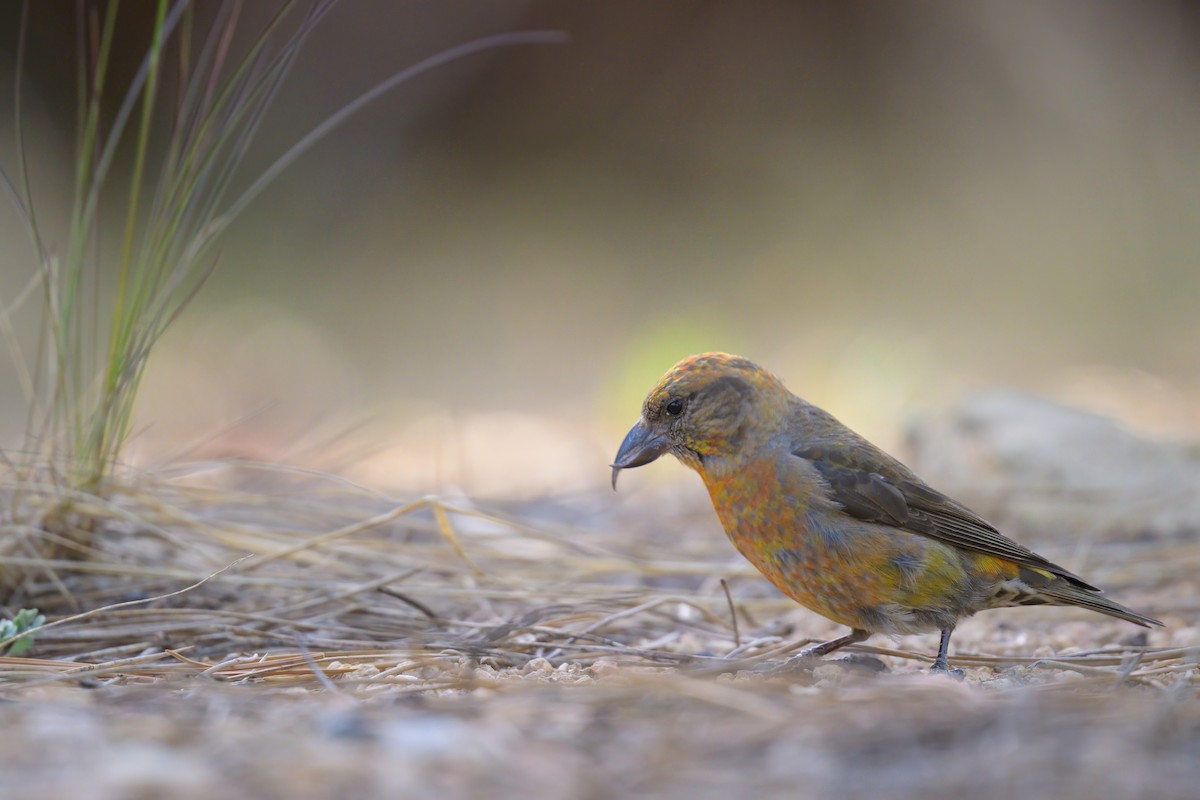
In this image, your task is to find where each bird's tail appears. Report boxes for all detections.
[1016,565,1163,628]
[1037,582,1162,628]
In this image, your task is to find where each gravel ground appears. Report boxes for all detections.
[1,394,1197,798]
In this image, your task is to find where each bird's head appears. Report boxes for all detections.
[611,353,789,488]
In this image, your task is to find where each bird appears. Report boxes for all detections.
[610,352,1162,674]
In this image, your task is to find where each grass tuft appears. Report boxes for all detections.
[0,1,565,554]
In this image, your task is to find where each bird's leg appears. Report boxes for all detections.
[930,628,965,678]
[796,628,870,659]
[760,628,872,674]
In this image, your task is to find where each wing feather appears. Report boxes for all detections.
[792,441,1098,590]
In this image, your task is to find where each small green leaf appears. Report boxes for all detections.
[0,608,44,656]
[6,635,35,656]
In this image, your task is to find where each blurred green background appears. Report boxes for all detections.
[1,0,1197,496]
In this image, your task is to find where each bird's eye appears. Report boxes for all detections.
[665,397,685,417]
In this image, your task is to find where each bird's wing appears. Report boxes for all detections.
[792,441,1098,590]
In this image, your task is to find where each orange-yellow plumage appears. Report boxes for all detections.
[612,353,1161,673]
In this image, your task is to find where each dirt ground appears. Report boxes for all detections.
[1,446,1197,799]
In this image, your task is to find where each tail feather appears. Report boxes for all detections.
[990,566,1164,628]
[1037,582,1163,628]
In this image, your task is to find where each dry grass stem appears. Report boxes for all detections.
[0,458,1196,796]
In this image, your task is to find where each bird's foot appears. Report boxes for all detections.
[757,651,887,676]
[929,659,965,680]
[752,630,873,674]
[835,653,889,673]
[751,652,818,674]
[752,644,832,674]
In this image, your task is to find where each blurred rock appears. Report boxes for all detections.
[904,390,1200,539]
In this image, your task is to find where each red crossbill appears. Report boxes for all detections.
[611,353,1161,673]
